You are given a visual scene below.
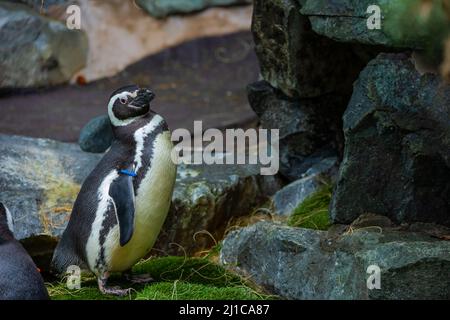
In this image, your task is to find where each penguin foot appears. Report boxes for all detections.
[100,285,131,297]
[98,274,131,297]
[124,272,154,285]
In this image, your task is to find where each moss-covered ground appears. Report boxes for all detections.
[47,256,273,300]
[287,183,333,230]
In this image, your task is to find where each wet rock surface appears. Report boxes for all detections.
[331,53,450,226]
[220,221,450,299]
[0,2,88,89]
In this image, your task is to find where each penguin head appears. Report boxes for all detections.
[108,85,156,126]
[0,203,14,241]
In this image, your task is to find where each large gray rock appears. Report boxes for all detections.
[78,115,113,153]
[252,0,377,98]
[220,221,450,299]
[136,0,251,18]
[331,53,450,226]
[247,80,343,181]
[0,134,101,269]
[0,135,282,268]
[0,2,88,89]
[155,163,283,255]
[272,156,337,216]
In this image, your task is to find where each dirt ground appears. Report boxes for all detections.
[0,32,259,142]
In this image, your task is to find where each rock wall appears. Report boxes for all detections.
[247,0,450,225]
[248,0,387,182]
[220,0,450,300]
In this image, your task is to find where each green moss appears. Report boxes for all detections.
[288,184,332,230]
[136,282,261,300]
[132,256,241,287]
[47,256,271,300]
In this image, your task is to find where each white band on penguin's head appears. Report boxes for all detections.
[108,90,140,127]
[3,205,14,234]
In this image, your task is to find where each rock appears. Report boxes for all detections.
[330,53,450,226]
[155,163,283,255]
[78,115,113,153]
[0,135,282,268]
[252,0,376,98]
[300,0,429,48]
[0,134,101,269]
[272,157,338,216]
[0,2,88,90]
[247,80,344,180]
[136,0,251,18]
[220,221,450,299]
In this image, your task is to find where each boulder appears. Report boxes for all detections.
[220,221,450,299]
[136,0,251,18]
[330,53,450,226]
[0,134,101,269]
[0,2,88,90]
[247,80,344,181]
[0,135,282,269]
[252,0,377,98]
[155,163,283,255]
[78,115,113,153]
[272,156,337,216]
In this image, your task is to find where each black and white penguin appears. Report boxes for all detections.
[51,85,177,295]
[0,203,49,300]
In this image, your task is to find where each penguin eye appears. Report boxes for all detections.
[119,97,128,104]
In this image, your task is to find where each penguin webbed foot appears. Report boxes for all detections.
[123,270,154,285]
[98,274,131,297]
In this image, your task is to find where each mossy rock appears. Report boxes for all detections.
[47,256,272,300]
[287,184,332,230]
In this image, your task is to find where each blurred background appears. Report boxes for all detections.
[0,0,257,143]
[1,0,449,145]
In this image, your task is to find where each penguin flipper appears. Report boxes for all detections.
[109,173,135,247]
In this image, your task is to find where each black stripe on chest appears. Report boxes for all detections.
[133,120,168,191]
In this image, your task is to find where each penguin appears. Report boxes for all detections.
[0,203,49,300]
[51,85,177,296]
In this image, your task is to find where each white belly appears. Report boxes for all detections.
[90,132,176,273]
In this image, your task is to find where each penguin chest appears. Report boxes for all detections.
[104,132,176,272]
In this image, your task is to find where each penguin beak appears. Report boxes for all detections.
[130,89,155,108]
